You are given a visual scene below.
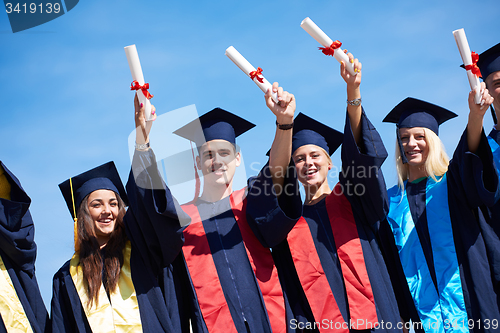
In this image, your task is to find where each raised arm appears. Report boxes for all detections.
[467,82,494,153]
[126,96,185,269]
[448,83,499,208]
[340,52,362,145]
[266,82,296,196]
[338,55,389,225]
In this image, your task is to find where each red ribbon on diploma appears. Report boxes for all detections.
[130,80,154,99]
[465,52,482,78]
[319,40,342,56]
[249,67,264,83]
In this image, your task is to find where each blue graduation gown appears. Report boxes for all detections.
[0,161,49,333]
[248,111,403,332]
[379,128,500,333]
[50,161,189,332]
[128,148,302,332]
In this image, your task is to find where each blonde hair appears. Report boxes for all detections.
[319,147,332,165]
[396,127,449,189]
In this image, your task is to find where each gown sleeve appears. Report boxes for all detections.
[125,149,187,272]
[0,162,49,333]
[488,129,500,177]
[339,108,389,226]
[245,160,302,248]
[0,163,36,274]
[447,128,499,208]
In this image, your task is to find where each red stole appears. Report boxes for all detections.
[181,188,286,333]
[287,183,378,331]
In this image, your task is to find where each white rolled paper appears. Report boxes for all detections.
[124,44,154,121]
[300,17,356,76]
[225,46,278,104]
[453,28,481,104]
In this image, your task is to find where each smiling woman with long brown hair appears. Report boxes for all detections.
[74,187,127,308]
[50,158,189,332]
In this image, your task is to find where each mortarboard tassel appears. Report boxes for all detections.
[188,141,201,204]
[396,125,408,164]
[69,177,80,253]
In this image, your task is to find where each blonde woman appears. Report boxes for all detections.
[380,85,500,333]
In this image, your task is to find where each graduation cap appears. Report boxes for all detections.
[291,113,344,155]
[476,43,500,81]
[173,107,255,148]
[461,43,500,124]
[383,97,457,163]
[59,161,128,221]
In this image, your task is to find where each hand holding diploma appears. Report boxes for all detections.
[341,52,363,144]
[341,52,362,91]
[134,94,157,147]
[125,44,154,121]
[225,46,279,104]
[266,82,295,124]
[453,28,482,104]
[300,17,357,76]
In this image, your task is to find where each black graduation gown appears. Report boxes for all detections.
[477,129,500,304]
[379,129,500,333]
[248,111,403,332]
[50,158,189,332]
[128,148,302,333]
[0,161,49,333]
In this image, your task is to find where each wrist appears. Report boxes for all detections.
[135,141,150,151]
[135,136,148,145]
[276,114,294,125]
[347,97,362,107]
[276,119,294,131]
[347,87,361,101]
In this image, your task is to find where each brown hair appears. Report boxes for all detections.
[76,191,127,308]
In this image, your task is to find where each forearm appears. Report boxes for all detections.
[467,112,484,154]
[347,85,362,145]
[269,114,294,193]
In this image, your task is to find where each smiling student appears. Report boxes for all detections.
[380,87,500,332]
[51,161,188,332]
[126,83,302,332]
[249,53,404,332]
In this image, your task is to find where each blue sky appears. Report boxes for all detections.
[1,0,498,309]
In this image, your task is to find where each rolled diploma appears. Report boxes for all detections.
[225,46,278,104]
[453,29,481,104]
[124,44,153,121]
[300,17,356,76]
